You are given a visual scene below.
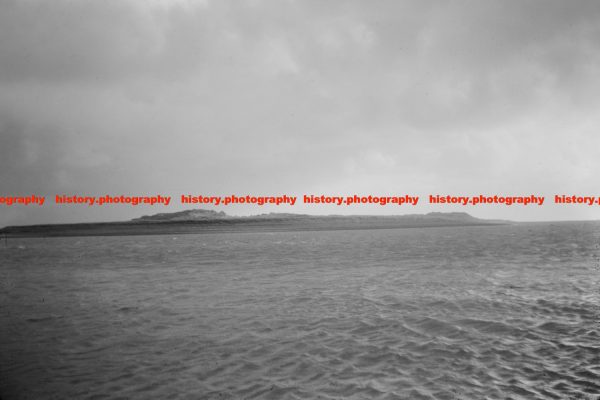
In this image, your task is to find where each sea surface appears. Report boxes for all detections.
[1,222,599,399]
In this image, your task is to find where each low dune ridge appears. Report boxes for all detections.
[0,211,508,238]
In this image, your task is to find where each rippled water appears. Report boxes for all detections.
[1,222,599,399]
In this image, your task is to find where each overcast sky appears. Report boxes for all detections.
[1,0,600,226]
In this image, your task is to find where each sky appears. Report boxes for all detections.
[1,0,600,226]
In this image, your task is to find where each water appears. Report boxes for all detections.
[1,222,599,399]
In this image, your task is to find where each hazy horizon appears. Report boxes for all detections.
[2,206,600,229]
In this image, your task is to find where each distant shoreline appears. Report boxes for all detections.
[0,212,508,239]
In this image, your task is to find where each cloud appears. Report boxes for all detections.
[1,0,600,225]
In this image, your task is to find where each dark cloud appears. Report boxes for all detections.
[1,0,600,225]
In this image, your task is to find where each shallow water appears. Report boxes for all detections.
[1,222,599,399]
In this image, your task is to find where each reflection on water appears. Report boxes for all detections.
[1,222,599,399]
